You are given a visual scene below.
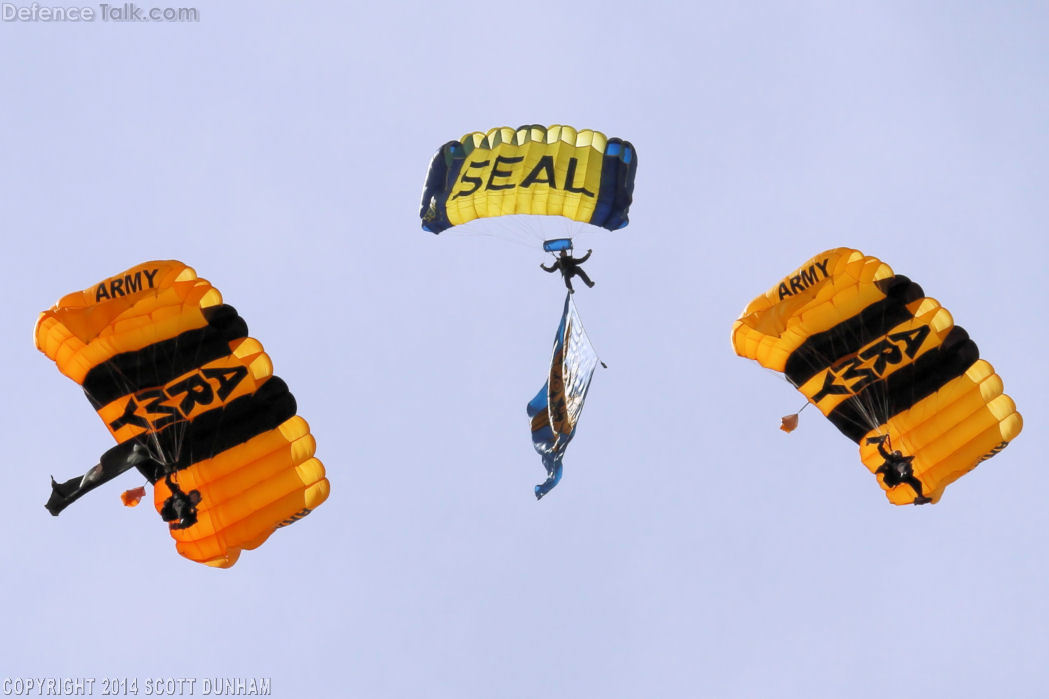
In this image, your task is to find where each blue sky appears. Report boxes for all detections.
[2,2,1047,697]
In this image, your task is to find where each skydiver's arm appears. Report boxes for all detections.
[867,435,892,460]
[575,249,592,263]
[540,262,557,272]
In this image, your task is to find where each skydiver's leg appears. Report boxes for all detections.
[903,476,930,504]
[562,273,574,293]
[575,268,595,288]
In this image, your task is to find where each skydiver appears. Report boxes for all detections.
[159,474,201,530]
[541,248,595,293]
[867,435,931,505]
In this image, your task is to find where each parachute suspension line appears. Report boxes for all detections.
[792,278,891,441]
[166,320,191,476]
[836,264,911,451]
[785,316,879,441]
[468,227,537,251]
[838,308,879,437]
[486,215,548,250]
[145,319,183,474]
[172,299,221,469]
[866,291,893,435]
[857,285,896,441]
[92,359,172,476]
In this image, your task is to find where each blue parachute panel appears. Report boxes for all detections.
[543,238,574,253]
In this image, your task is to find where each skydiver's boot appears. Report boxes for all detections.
[905,476,931,506]
[575,269,595,289]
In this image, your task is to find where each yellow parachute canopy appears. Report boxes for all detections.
[420,124,637,233]
[731,248,1021,505]
[35,261,329,567]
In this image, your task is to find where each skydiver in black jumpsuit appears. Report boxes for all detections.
[159,475,201,530]
[541,249,595,293]
[867,435,932,505]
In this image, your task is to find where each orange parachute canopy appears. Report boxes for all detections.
[35,261,329,566]
[731,248,1021,505]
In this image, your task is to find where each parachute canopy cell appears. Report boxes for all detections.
[730,248,1022,505]
[35,261,330,567]
[420,124,637,234]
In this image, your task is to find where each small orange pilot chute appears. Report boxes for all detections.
[121,486,147,507]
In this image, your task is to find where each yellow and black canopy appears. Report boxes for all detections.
[732,248,1021,504]
[35,261,329,567]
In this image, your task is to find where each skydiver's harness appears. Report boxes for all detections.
[866,435,931,505]
[46,440,201,528]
